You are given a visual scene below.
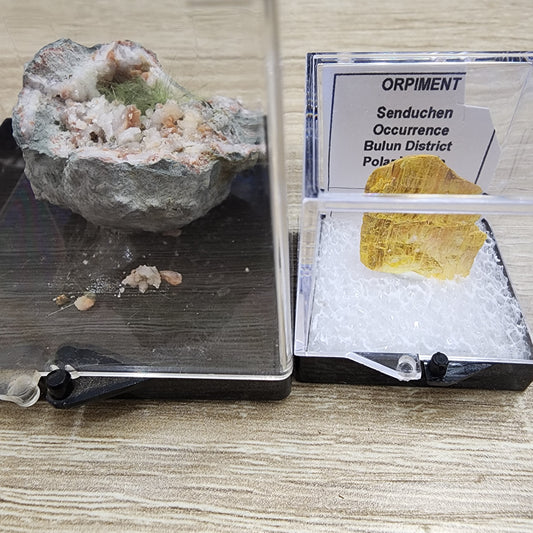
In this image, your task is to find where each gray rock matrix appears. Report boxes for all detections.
[12,39,265,233]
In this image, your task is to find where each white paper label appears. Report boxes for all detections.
[320,63,500,191]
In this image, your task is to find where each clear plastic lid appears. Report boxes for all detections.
[0,0,291,406]
[296,52,533,384]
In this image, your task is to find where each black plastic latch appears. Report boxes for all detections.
[44,346,149,408]
[427,352,449,378]
[425,352,492,387]
[46,368,74,400]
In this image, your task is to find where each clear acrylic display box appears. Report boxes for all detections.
[0,0,292,407]
[294,52,533,390]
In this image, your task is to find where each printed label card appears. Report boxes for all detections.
[319,63,500,192]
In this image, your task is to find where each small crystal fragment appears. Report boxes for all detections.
[74,292,96,311]
[159,270,182,286]
[121,265,161,293]
[53,294,70,306]
[360,155,487,280]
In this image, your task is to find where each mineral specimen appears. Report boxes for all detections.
[12,39,265,233]
[74,292,96,311]
[53,294,70,306]
[159,270,183,286]
[121,265,161,293]
[360,155,487,280]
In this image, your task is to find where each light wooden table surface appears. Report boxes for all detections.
[1,1,532,531]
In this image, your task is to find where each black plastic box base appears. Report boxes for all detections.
[294,356,533,391]
[0,119,292,408]
[41,373,292,408]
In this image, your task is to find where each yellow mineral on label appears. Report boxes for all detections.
[360,155,487,280]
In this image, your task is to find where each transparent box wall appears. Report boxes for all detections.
[295,52,533,389]
[0,0,291,406]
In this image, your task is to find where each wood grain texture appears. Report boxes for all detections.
[1,0,533,531]
[0,385,532,532]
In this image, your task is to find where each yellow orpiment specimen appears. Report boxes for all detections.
[360,155,487,280]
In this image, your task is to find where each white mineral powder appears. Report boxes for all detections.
[308,212,532,360]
